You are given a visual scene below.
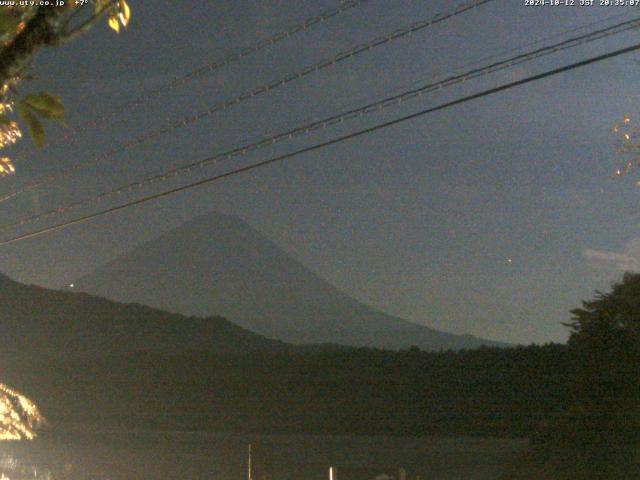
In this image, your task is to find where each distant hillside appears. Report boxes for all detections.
[72,212,506,351]
[0,273,285,363]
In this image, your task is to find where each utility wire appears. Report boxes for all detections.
[0,0,494,205]
[52,0,369,145]
[1,15,637,233]
[198,9,633,168]
[146,0,367,96]
[2,40,639,246]
[306,9,632,121]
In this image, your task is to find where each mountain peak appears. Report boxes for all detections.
[180,211,249,230]
[73,211,505,350]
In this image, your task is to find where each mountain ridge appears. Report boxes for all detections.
[72,212,506,350]
[0,272,286,363]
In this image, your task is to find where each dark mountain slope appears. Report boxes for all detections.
[73,212,505,350]
[0,273,285,363]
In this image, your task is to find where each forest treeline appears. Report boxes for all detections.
[3,343,572,437]
[1,272,638,480]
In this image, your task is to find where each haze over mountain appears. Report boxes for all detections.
[0,273,284,363]
[72,212,505,350]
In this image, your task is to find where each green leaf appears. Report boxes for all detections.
[0,114,12,126]
[23,92,65,121]
[17,102,45,148]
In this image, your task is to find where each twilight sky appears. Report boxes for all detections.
[1,0,640,344]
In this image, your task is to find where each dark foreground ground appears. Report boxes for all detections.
[2,344,637,478]
[3,344,570,437]
[505,441,640,479]
[4,427,528,480]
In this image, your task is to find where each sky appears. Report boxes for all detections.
[0,0,640,344]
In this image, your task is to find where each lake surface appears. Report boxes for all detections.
[2,424,528,480]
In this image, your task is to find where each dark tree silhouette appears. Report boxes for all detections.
[503,277,640,479]
[564,272,640,441]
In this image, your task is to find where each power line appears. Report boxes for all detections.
[2,40,639,246]
[51,0,369,146]
[0,0,495,205]
[146,0,367,96]
[308,9,632,122]
[2,15,638,233]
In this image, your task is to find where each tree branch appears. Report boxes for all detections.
[0,7,64,88]
[61,4,112,44]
